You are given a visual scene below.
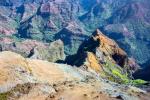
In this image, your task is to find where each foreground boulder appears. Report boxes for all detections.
[0,51,149,100]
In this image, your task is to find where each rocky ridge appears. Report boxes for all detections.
[66,29,141,84]
[0,51,149,100]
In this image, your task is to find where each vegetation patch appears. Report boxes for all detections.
[102,60,147,85]
[131,79,147,86]
[0,93,9,100]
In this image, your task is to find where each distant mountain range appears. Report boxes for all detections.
[0,0,150,67]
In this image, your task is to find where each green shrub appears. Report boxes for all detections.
[131,79,147,86]
[112,69,129,84]
[0,93,9,100]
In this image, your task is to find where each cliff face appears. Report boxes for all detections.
[66,29,140,84]
[0,51,149,100]
[92,29,128,67]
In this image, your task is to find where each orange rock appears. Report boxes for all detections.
[86,52,102,73]
[93,29,128,67]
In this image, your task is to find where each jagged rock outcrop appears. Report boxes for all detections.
[92,29,128,67]
[66,29,140,84]
[0,39,65,62]
[0,51,149,100]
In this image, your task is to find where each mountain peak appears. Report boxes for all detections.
[65,29,140,84]
[93,29,127,67]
